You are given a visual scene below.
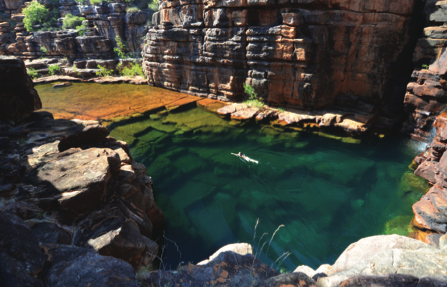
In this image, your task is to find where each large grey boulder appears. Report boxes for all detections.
[327,235,431,276]
[318,235,447,287]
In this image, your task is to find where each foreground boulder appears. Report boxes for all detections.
[0,56,41,122]
[0,113,162,269]
[0,55,162,271]
[142,243,317,287]
[295,235,447,287]
[0,210,139,287]
[42,244,139,287]
[0,211,46,287]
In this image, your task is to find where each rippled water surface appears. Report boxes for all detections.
[108,105,428,270]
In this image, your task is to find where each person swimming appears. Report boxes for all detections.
[232,152,259,164]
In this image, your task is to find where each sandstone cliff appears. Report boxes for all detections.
[142,0,423,118]
[0,0,153,59]
[403,0,447,141]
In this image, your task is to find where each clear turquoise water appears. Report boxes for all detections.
[109,105,427,271]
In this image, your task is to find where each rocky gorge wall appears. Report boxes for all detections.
[0,0,153,59]
[3,45,447,287]
[402,0,447,141]
[142,0,423,116]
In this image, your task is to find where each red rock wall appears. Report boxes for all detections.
[403,1,447,141]
[143,0,421,111]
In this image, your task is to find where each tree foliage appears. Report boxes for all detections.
[126,6,140,13]
[119,61,144,77]
[27,67,39,79]
[23,2,50,32]
[63,13,85,29]
[113,36,127,58]
[48,64,61,76]
[148,0,159,11]
[243,83,264,108]
[96,65,114,77]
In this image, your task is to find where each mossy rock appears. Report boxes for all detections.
[383,215,413,236]
[313,131,342,140]
[173,154,207,174]
[150,114,162,120]
[341,137,361,144]
[284,142,309,149]
[138,129,167,143]
[398,171,429,197]
[408,161,418,171]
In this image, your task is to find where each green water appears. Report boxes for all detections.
[109,106,427,271]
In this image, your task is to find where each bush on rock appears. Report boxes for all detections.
[23,2,50,32]
[63,14,86,29]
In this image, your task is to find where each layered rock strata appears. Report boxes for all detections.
[216,102,370,133]
[0,1,153,59]
[0,56,163,271]
[403,0,447,141]
[142,0,422,124]
[410,111,447,243]
[24,56,143,78]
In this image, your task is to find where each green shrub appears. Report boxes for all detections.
[76,23,87,36]
[23,2,50,32]
[148,0,159,11]
[126,6,140,13]
[119,61,144,77]
[90,0,102,5]
[52,9,60,18]
[422,64,429,70]
[96,65,114,77]
[243,83,264,108]
[41,46,48,53]
[113,36,127,58]
[48,64,61,76]
[63,13,85,29]
[27,67,39,79]
[72,65,81,76]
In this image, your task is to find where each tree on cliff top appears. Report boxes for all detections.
[23,2,50,32]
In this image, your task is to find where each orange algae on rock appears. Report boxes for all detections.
[35,82,198,121]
